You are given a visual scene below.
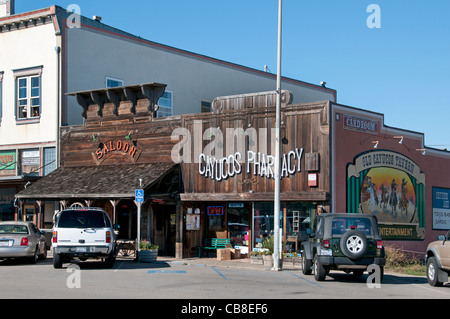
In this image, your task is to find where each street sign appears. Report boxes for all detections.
[135,189,144,203]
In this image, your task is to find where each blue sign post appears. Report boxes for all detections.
[135,189,144,256]
[135,189,144,203]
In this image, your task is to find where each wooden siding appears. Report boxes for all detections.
[61,88,330,199]
[180,100,331,200]
[60,103,181,167]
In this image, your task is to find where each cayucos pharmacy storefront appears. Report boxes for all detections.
[176,91,332,257]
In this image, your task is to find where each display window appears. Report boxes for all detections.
[227,203,250,253]
[252,202,315,253]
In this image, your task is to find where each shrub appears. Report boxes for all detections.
[384,245,425,276]
[139,240,159,250]
[262,236,274,254]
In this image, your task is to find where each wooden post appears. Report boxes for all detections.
[36,200,43,228]
[109,199,121,224]
[175,201,184,259]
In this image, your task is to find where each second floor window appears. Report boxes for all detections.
[157,91,173,118]
[17,75,41,119]
[106,77,124,88]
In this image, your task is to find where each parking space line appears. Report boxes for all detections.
[147,270,187,274]
[211,266,227,280]
[285,271,324,288]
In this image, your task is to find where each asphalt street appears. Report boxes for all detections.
[0,254,449,301]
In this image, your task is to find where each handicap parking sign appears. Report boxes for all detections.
[135,189,144,202]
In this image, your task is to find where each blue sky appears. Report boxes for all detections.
[17,1,450,147]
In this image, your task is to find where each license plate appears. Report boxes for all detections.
[320,249,332,256]
[76,247,87,252]
[0,240,12,247]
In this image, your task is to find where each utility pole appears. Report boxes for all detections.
[273,0,282,271]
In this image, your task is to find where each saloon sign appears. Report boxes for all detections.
[93,140,142,164]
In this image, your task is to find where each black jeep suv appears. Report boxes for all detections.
[301,213,385,281]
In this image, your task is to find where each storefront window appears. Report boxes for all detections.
[0,188,15,221]
[227,203,249,248]
[285,202,314,242]
[252,202,314,252]
[253,202,275,249]
[207,206,225,232]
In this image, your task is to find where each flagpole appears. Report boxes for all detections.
[273,0,282,271]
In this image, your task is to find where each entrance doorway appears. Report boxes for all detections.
[153,205,176,256]
[116,200,137,240]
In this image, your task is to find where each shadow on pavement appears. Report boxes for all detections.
[327,271,428,285]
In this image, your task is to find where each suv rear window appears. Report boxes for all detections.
[57,210,108,228]
[331,217,373,235]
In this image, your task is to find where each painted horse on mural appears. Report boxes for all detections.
[366,180,378,208]
[389,179,398,217]
[399,178,409,215]
[379,184,389,211]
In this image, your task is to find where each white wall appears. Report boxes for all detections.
[63,25,335,125]
[0,23,58,146]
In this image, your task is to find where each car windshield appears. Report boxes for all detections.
[0,225,29,234]
[57,210,106,228]
[331,217,373,235]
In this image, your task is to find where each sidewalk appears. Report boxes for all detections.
[47,249,302,271]
[155,256,303,271]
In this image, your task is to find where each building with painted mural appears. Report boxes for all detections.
[331,104,450,255]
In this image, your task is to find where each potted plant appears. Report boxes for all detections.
[261,236,274,268]
[138,240,159,263]
[261,236,287,268]
[283,252,294,266]
[261,249,273,268]
[250,250,263,264]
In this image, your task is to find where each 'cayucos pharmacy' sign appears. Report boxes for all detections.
[198,148,304,181]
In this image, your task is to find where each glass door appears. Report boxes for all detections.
[227,203,249,254]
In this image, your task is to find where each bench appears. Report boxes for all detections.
[197,238,231,258]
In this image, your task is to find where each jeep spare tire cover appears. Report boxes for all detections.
[340,229,368,259]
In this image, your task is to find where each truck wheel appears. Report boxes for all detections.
[53,253,63,269]
[301,250,312,275]
[314,254,326,281]
[427,257,444,287]
[104,253,115,268]
[340,230,368,259]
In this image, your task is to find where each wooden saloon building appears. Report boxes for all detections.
[16,83,331,258]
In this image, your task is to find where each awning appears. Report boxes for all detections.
[15,163,177,200]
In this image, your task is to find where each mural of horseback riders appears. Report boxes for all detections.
[360,167,418,224]
[347,150,426,240]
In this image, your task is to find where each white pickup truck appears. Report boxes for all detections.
[52,208,117,268]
